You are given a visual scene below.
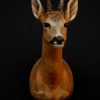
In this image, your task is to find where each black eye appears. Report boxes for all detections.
[44,23,51,28]
[64,23,68,28]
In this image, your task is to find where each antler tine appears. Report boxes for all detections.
[47,0,52,11]
[58,0,64,11]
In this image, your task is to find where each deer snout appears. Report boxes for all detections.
[50,36,65,47]
[55,36,64,44]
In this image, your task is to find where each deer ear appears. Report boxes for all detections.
[31,0,44,19]
[65,0,78,22]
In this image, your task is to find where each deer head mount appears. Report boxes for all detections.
[29,0,78,99]
[31,0,78,48]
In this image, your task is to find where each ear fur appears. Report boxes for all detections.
[65,0,78,22]
[31,0,44,19]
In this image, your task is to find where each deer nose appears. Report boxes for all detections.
[55,36,64,44]
[50,36,64,46]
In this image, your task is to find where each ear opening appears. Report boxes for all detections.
[65,0,78,22]
[31,0,44,19]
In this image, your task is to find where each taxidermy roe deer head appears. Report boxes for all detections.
[29,0,78,99]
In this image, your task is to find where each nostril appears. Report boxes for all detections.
[56,36,64,42]
[50,36,64,46]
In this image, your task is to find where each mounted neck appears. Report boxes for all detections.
[42,37,63,69]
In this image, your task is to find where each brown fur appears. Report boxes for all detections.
[29,37,74,99]
[40,12,67,43]
[29,0,78,99]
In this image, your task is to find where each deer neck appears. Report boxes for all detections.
[42,37,63,69]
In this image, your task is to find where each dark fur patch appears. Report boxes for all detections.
[40,0,69,12]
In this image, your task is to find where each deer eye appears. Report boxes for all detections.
[64,23,68,28]
[44,23,51,28]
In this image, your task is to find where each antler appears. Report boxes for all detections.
[47,0,52,11]
[58,0,64,11]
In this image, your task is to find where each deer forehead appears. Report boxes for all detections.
[45,14,65,27]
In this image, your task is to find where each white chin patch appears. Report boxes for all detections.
[52,41,65,48]
[53,44,64,48]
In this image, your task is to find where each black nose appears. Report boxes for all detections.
[50,36,64,45]
[56,36,64,43]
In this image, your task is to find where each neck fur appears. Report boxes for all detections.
[42,37,63,70]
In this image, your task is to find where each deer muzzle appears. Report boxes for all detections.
[50,36,65,47]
